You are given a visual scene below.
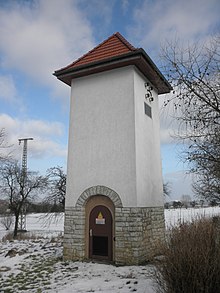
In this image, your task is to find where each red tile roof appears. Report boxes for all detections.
[60,32,137,71]
[54,32,172,94]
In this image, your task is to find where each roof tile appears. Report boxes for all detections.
[61,32,137,71]
[54,32,172,94]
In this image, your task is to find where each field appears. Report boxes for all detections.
[0,207,220,293]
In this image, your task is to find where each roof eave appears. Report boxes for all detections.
[54,50,172,94]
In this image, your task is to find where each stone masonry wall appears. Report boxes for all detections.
[115,207,165,265]
[63,207,85,261]
[63,205,165,265]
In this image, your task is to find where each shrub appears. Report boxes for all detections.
[154,217,220,293]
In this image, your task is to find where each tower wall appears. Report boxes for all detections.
[63,66,165,265]
[65,66,164,208]
[63,186,165,265]
[133,69,164,207]
[66,66,137,208]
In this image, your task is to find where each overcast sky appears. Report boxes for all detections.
[0,0,219,200]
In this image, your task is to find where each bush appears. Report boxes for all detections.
[154,217,220,293]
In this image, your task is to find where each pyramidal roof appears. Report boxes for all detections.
[64,32,137,70]
[54,32,172,94]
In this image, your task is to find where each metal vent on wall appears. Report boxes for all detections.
[144,102,152,118]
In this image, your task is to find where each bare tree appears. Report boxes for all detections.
[0,213,14,230]
[0,128,11,162]
[44,166,66,211]
[0,160,48,237]
[181,194,192,208]
[161,35,220,200]
[163,181,172,197]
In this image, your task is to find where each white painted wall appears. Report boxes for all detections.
[66,66,137,207]
[65,65,163,208]
[134,69,164,207]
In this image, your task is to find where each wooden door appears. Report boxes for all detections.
[89,205,112,261]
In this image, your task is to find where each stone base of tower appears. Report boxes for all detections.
[63,206,165,265]
[114,207,165,265]
[63,207,85,261]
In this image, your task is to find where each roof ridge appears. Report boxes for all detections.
[63,32,137,71]
[114,32,137,51]
[54,32,172,95]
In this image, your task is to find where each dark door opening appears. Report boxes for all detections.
[89,205,112,261]
[93,236,108,256]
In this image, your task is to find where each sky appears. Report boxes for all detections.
[0,0,219,200]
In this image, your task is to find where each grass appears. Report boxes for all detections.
[1,232,42,242]
[0,255,59,291]
[1,230,63,243]
[0,233,63,292]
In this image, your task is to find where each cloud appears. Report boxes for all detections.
[76,0,116,40]
[129,0,220,54]
[0,0,94,100]
[21,119,64,138]
[0,75,18,102]
[0,113,67,161]
[121,0,129,14]
[125,0,219,164]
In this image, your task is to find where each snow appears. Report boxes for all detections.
[0,207,220,292]
[165,206,220,228]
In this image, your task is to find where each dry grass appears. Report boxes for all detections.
[1,231,64,243]
[153,217,220,293]
[2,232,42,242]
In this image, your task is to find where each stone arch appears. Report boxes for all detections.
[76,185,123,208]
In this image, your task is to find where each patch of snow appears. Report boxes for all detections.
[165,206,220,228]
[0,238,155,292]
[1,207,220,292]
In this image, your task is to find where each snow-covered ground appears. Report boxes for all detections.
[165,206,220,228]
[0,207,220,293]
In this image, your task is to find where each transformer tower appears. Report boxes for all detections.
[54,32,171,264]
[18,137,33,231]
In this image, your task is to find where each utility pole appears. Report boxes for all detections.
[18,137,33,231]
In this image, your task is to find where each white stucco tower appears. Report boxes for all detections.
[54,32,171,265]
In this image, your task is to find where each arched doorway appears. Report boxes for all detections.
[85,194,115,262]
[89,205,113,261]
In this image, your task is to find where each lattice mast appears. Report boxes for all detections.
[18,137,33,231]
